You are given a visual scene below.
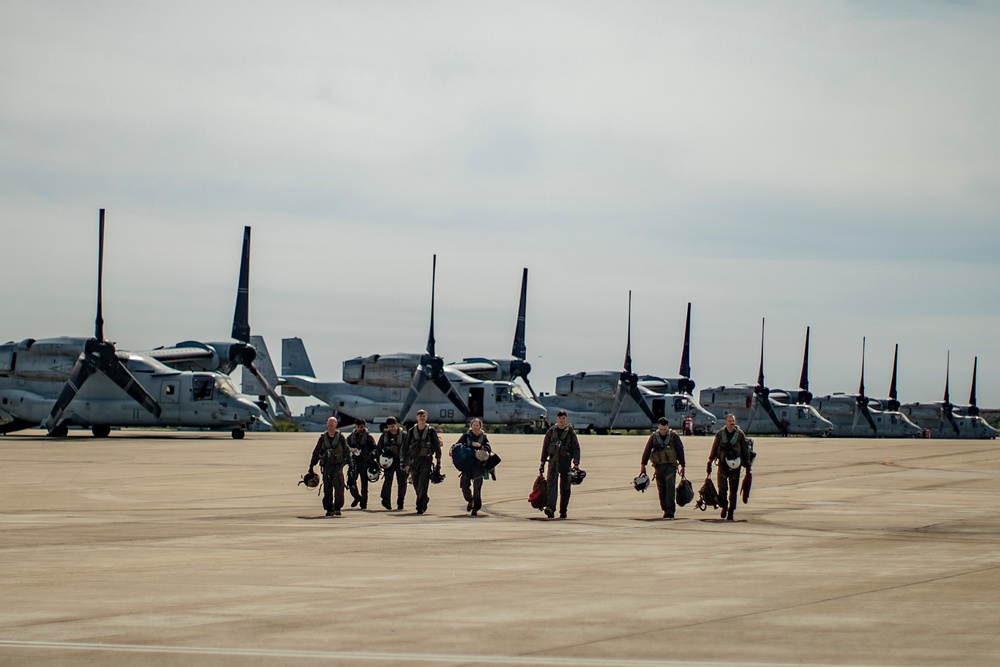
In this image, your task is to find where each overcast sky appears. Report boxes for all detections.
[2,1,998,413]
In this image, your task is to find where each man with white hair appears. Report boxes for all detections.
[307,416,354,516]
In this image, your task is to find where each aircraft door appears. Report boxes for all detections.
[159,381,180,421]
[652,398,665,420]
[469,387,484,418]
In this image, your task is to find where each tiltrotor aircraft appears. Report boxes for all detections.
[141,226,292,422]
[444,268,539,400]
[700,319,833,436]
[790,337,922,438]
[896,353,997,439]
[279,255,547,428]
[539,292,717,434]
[0,210,265,438]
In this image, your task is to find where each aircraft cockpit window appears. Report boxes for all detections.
[890,415,898,424]
[673,397,688,411]
[215,376,239,397]
[192,375,214,401]
[495,386,511,402]
[510,385,525,401]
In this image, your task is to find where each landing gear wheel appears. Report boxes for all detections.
[92,425,111,438]
[48,423,69,438]
[232,428,245,440]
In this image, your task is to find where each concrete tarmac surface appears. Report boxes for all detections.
[1,430,998,666]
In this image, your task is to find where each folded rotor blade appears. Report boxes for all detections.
[608,383,628,431]
[628,383,658,426]
[511,268,528,360]
[246,361,292,420]
[521,372,539,402]
[102,356,162,419]
[431,370,470,418]
[756,390,786,435]
[397,368,429,423]
[45,354,96,434]
[857,398,877,434]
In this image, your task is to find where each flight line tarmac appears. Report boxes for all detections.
[1,431,998,667]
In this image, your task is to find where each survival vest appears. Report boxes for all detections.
[318,432,349,468]
[649,430,679,466]
[379,429,405,457]
[546,426,576,461]
[409,426,438,459]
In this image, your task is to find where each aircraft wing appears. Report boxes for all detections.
[144,346,216,363]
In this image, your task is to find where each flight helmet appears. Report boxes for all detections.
[366,460,382,483]
[569,468,587,485]
[379,451,395,469]
[429,466,446,484]
[298,472,319,488]
[633,472,650,492]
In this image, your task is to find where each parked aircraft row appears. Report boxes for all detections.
[2,210,994,440]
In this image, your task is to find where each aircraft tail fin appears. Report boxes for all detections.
[282,337,316,378]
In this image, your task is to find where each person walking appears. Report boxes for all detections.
[707,413,753,521]
[376,416,408,511]
[539,410,581,519]
[454,417,493,516]
[346,418,377,509]
[306,417,353,517]
[640,417,686,519]
[405,409,443,515]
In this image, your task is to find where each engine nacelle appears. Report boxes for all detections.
[342,353,420,388]
[0,337,86,381]
[700,386,754,410]
[555,372,618,398]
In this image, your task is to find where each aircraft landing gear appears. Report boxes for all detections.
[47,423,69,438]
[231,428,246,440]
[92,425,111,438]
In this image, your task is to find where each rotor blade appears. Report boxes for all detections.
[969,356,979,412]
[246,361,292,419]
[745,396,758,433]
[858,399,877,433]
[756,318,765,389]
[943,352,951,405]
[757,392,786,435]
[678,302,691,379]
[95,209,105,341]
[799,326,810,392]
[945,405,961,436]
[608,382,629,430]
[622,290,633,375]
[887,344,900,411]
[397,368,429,422]
[521,373,539,402]
[858,337,867,397]
[101,357,162,418]
[628,383,658,425]
[45,355,96,433]
[426,255,437,358]
[231,226,251,343]
[511,268,528,360]
[430,371,470,418]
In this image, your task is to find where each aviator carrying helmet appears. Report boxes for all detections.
[569,468,587,485]
[378,450,395,469]
[429,466,446,484]
[298,472,319,488]
[366,460,382,483]
[633,472,650,492]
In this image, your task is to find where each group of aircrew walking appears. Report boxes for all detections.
[304,409,754,521]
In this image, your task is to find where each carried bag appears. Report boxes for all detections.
[741,470,753,504]
[528,474,547,510]
[675,478,694,507]
[695,477,720,511]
